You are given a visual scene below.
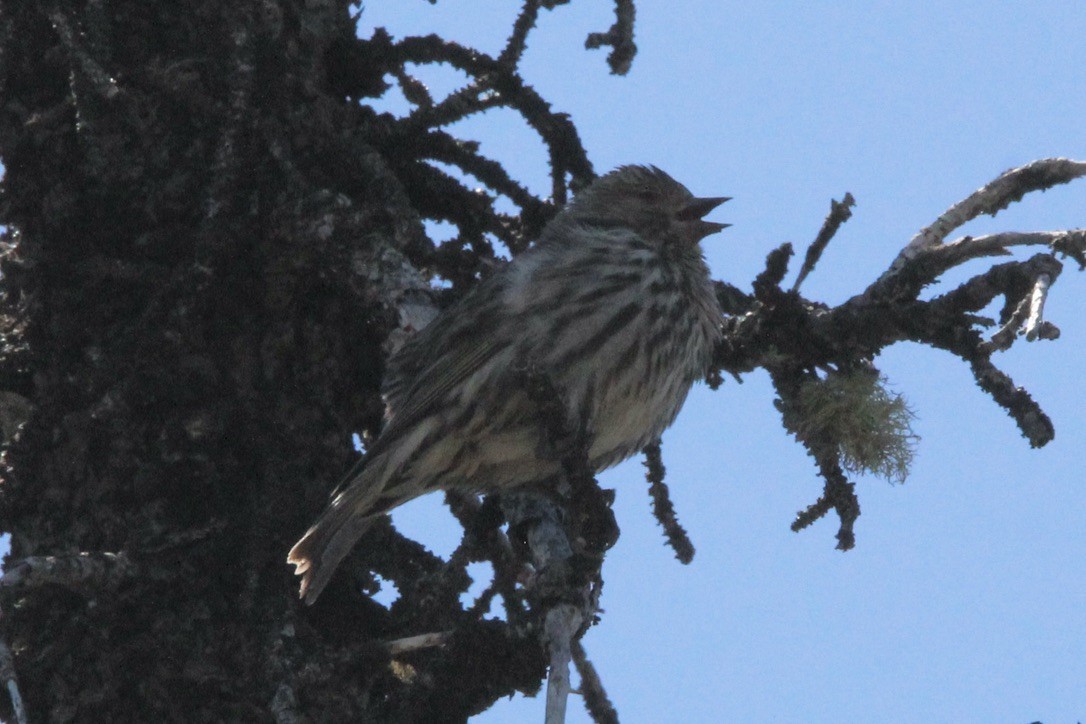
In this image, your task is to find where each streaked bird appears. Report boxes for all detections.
[289,165,728,603]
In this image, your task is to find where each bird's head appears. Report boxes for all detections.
[569,165,730,248]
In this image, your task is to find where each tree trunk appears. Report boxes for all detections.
[0,2,544,720]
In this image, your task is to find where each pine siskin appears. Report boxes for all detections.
[288,165,729,603]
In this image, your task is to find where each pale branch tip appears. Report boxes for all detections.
[885,158,1086,278]
[981,291,1034,354]
[544,604,583,724]
[385,631,453,656]
[1024,273,1053,342]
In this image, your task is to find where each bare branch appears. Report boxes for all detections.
[500,0,544,67]
[504,363,619,724]
[572,639,619,724]
[969,356,1054,448]
[885,158,1086,277]
[544,604,582,724]
[584,0,638,75]
[792,192,855,292]
[385,631,453,656]
[938,230,1086,268]
[981,292,1032,353]
[1024,273,1055,341]
[790,451,860,550]
[642,441,695,564]
[714,158,1084,551]
[390,67,433,108]
[394,34,596,199]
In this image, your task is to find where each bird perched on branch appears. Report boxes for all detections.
[288,165,729,603]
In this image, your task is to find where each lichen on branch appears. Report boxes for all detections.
[711,157,1086,548]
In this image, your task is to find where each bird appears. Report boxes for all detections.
[288,165,728,604]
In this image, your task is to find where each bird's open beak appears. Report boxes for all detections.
[677,196,731,240]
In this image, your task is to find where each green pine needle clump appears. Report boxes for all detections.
[795,371,919,484]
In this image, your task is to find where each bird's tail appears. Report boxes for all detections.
[287,458,399,604]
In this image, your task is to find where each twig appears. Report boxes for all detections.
[584,0,637,75]
[859,230,1083,308]
[1024,273,1053,341]
[405,80,505,131]
[395,34,595,191]
[0,637,27,724]
[792,192,855,292]
[884,158,1086,277]
[444,492,528,623]
[1,523,220,594]
[789,448,860,550]
[543,604,582,724]
[936,230,1083,269]
[752,243,793,301]
[506,364,615,723]
[571,639,618,724]
[0,391,33,443]
[500,0,543,67]
[500,491,589,724]
[390,67,433,108]
[642,441,695,564]
[967,356,1053,447]
[981,292,1032,353]
[385,631,452,655]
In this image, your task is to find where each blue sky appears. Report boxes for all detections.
[366,3,1086,722]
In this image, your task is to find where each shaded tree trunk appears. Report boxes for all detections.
[0,2,549,720]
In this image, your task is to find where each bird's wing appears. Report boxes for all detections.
[373,275,513,457]
[380,326,430,417]
[378,335,505,447]
[382,269,510,413]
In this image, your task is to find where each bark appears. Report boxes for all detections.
[0,1,548,721]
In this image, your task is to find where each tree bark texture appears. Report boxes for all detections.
[0,2,549,721]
